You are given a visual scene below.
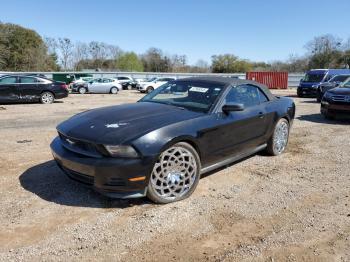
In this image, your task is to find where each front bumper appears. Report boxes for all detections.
[50,137,154,198]
[321,101,350,116]
[297,87,317,97]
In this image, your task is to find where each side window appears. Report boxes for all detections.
[226,85,260,108]
[0,77,17,84]
[20,77,37,83]
[258,89,269,103]
[343,81,350,88]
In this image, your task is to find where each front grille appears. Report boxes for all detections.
[331,95,349,102]
[59,132,102,158]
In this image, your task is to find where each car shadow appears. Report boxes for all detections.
[297,113,350,124]
[301,100,319,104]
[284,94,299,98]
[19,160,150,208]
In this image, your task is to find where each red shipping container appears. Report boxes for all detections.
[246,72,288,89]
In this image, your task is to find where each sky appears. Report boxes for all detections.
[1,0,350,64]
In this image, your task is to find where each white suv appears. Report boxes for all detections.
[138,77,176,93]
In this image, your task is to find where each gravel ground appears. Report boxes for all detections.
[0,90,349,262]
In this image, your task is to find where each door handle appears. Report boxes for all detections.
[258,112,264,118]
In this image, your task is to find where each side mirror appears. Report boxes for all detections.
[222,103,244,114]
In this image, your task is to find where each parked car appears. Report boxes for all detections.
[298,69,350,98]
[114,76,137,90]
[321,79,350,119]
[316,75,350,102]
[0,75,68,104]
[50,77,295,203]
[75,78,122,94]
[137,77,176,93]
[70,77,94,91]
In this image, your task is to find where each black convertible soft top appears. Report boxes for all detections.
[180,76,276,101]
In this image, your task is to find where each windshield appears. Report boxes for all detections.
[139,81,225,113]
[330,75,350,83]
[303,73,325,83]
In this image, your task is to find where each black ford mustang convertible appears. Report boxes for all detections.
[51,77,295,203]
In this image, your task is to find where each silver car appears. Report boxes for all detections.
[80,78,122,94]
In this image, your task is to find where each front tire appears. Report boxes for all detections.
[146,86,154,93]
[316,90,322,102]
[266,118,290,156]
[78,87,87,94]
[40,92,54,104]
[147,142,201,204]
[323,112,334,120]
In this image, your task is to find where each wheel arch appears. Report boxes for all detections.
[160,135,202,161]
[41,90,55,98]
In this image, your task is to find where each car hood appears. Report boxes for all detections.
[328,87,350,95]
[57,102,203,145]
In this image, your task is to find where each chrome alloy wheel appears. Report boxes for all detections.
[41,92,54,104]
[150,145,198,200]
[273,121,289,154]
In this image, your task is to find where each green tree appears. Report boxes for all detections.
[0,22,58,71]
[116,52,143,72]
[211,54,252,73]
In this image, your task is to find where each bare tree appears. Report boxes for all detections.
[195,59,209,70]
[305,34,342,55]
[44,37,57,55]
[106,44,123,60]
[72,42,89,70]
[58,38,74,70]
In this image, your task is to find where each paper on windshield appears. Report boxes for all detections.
[189,86,208,93]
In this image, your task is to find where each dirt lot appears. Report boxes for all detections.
[0,90,349,262]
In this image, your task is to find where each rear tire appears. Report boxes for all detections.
[266,118,290,156]
[40,92,54,104]
[147,142,201,204]
[78,87,87,94]
[127,84,132,90]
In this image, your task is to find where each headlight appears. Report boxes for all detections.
[104,145,139,158]
[312,85,318,88]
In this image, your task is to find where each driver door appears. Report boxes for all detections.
[202,84,268,164]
